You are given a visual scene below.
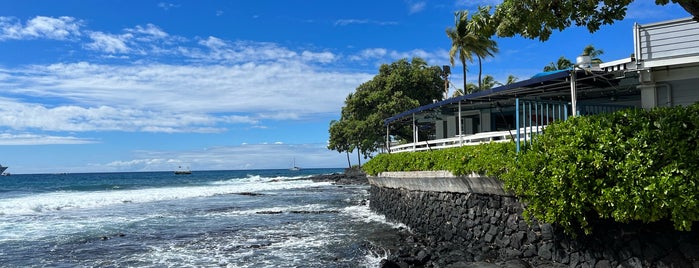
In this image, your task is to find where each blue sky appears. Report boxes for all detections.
[0,1,690,174]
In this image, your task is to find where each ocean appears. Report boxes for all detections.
[0,169,403,267]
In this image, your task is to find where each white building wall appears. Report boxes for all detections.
[636,18,699,64]
[635,18,699,108]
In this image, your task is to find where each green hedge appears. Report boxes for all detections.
[504,104,699,234]
[362,141,516,177]
[364,103,699,234]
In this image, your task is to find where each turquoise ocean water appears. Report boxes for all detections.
[0,169,401,267]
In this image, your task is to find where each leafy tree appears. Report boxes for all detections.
[446,9,499,94]
[543,56,573,72]
[328,119,353,168]
[492,0,699,41]
[328,58,444,163]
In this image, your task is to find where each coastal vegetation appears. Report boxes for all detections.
[327,58,444,167]
[363,103,699,235]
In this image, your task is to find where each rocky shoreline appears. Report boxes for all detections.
[306,171,540,267]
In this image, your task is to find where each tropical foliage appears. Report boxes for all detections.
[328,58,444,166]
[492,0,699,41]
[446,8,499,94]
[362,141,515,177]
[504,103,699,234]
[543,56,573,72]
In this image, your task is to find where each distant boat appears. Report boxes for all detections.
[174,166,191,175]
[0,164,8,175]
[290,158,301,171]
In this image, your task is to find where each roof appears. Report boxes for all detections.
[384,68,629,125]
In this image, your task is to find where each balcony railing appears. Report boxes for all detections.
[388,127,543,153]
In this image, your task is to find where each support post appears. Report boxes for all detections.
[386,124,390,154]
[458,101,463,146]
[570,69,578,116]
[412,113,417,151]
[516,98,520,153]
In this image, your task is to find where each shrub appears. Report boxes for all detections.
[362,141,516,177]
[503,103,699,234]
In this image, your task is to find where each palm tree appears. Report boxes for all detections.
[447,8,499,94]
[451,83,478,97]
[480,75,497,90]
[504,74,518,85]
[543,56,573,72]
[582,44,604,64]
[467,6,499,91]
[447,11,474,95]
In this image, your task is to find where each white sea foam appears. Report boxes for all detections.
[341,200,407,230]
[0,177,331,216]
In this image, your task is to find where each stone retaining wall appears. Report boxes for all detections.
[369,179,699,267]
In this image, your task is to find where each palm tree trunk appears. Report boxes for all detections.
[345,151,351,168]
[461,59,467,94]
[477,56,482,91]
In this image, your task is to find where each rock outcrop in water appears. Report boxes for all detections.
[308,168,368,185]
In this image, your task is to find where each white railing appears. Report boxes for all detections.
[389,127,543,153]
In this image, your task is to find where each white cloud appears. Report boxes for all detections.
[0,97,252,133]
[0,55,369,133]
[86,31,131,53]
[98,143,345,171]
[408,2,427,14]
[334,19,398,27]
[0,133,97,145]
[301,51,336,63]
[199,36,226,49]
[350,47,449,67]
[157,2,180,10]
[626,1,688,21]
[0,16,81,41]
[128,24,168,41]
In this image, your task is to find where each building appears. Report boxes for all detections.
[385,17,699,153]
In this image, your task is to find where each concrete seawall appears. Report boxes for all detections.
[369,171,699,267]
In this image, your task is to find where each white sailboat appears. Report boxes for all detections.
[290,158,301,171]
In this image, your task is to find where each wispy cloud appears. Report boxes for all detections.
[98,143,343,171]
[85,31,131,53]
[407,1,427,14]
[0,17,451,137]
[625,1,688,21]
[0,133,97,145]
[157,2,180,11]
[349,47,450,67]
[0,16,81,41]
[334,19,398,27]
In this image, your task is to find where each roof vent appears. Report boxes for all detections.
[576,55,591,68]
